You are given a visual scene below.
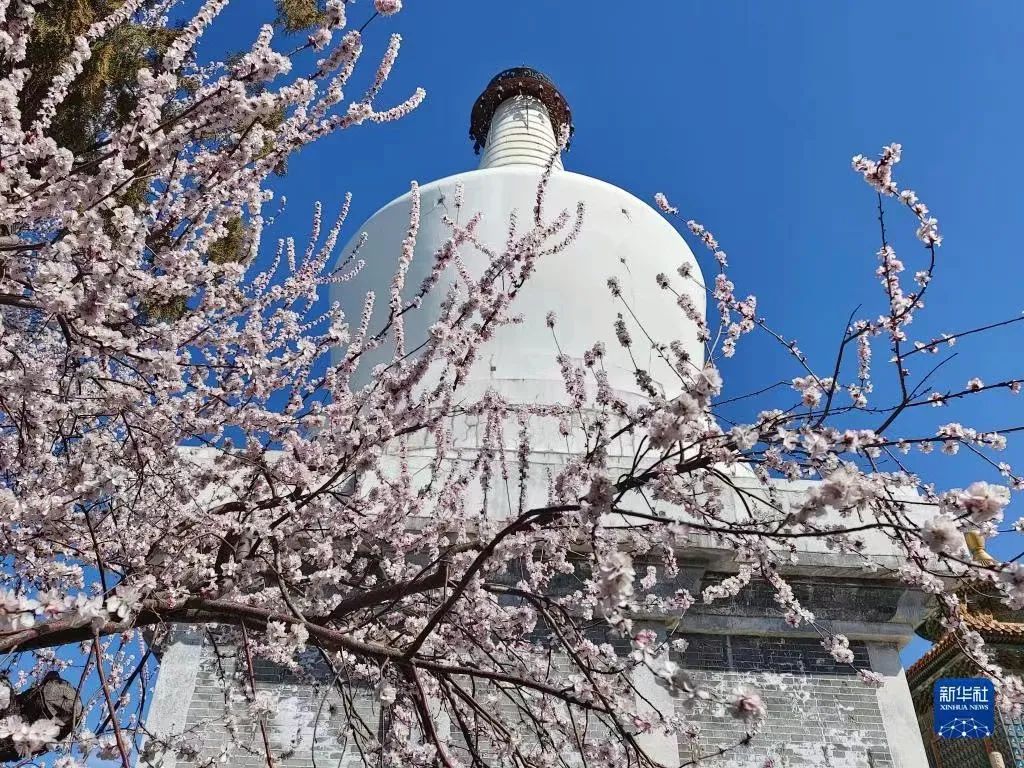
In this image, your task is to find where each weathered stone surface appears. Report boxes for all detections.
[155,631,905,768]
[695,575,904,624]
[673,635,895,768]
[145,564,930,766]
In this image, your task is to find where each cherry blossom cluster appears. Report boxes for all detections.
[0,1,1022,763]
[645,144,1023,731]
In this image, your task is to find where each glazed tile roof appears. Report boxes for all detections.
[907,611,1024,685]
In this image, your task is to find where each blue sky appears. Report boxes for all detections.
[199,1,1024,665]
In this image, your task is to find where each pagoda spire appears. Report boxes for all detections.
[468,67,573,170]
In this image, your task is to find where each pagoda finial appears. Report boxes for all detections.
[469,67,573,165]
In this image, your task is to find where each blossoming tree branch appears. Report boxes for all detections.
[0,1,1021,766]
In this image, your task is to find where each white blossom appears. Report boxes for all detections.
[730,425,758,450]
[954,481,1011,524]
[0,6,1014,764]
[374,0,402,15]
[654,192,678,214]
[0,717,61,757]
[921,514,963,555]
[595,551,635,625]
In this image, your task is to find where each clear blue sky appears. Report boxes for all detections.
[202,1,1024,665]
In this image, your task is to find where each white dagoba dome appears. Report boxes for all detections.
[335,68,706,408]
[333,68,706,480]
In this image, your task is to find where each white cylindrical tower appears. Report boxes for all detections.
[478,95,563,170]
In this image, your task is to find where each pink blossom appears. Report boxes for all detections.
[954,481,1011,524]
[633,629,658,649]
[0,717,61,757]
[730,689,767,724]
[374,0,403,15]
[325,0,347,28]
[583,475,615,511]
[730,425,758,450]
[0,3,1017,761]
[858,669,886,687]
[921,514,963,555]
[654,192,678,214]
[595,551,635,626]
[640,566,658,591]
[822,634,855,664]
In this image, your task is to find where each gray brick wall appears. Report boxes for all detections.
[171,631,899,767]
[673,635,895,768]
[180,638,371,767]
[696,575,903,624]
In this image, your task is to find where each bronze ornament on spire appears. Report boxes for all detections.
[469,67,574,154]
